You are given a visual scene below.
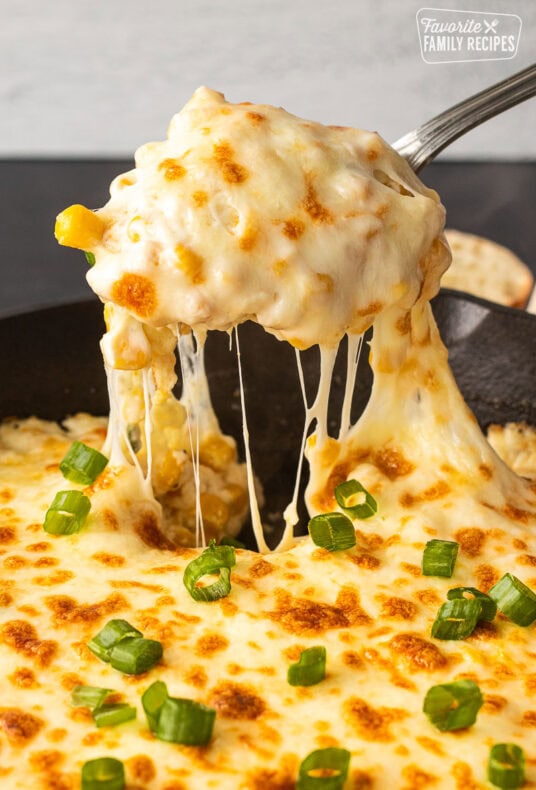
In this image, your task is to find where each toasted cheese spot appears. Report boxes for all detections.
[302,180,333,224]
[282,218,305,240]
[238,224,258,251]
[246,111,266,124]
[351,553,381,570]
[127,755,156,783]
[9,667,38,689]
[44,592,127,625]
[389,634,447,671]
[415,589,442,607]
[192,190,208,207]
[183,665,208,689]
[0,591,13,606]
[111,273,157,319]
[451,762,481,790]
[134,510,175,550]
[1,620,57,666]
[316,273,334,292]
[30,750,64,771]
[246,767,295,790]
[373,448,415,480]
[249,559,275,578]
[402,765,438,788]
[0,526,16,544]
[32,570,74,586]
[4,555,29,569]
[195,633,229,657]
[467,621,498,642]
[341,651,365,670]
[0,708,43,744]
[175,244,205,284]
[401,562,421,578]
[400,480,450,507]
[380,596,418,621]
[91,552,125,567]
[455,527,486,558]
[25,542,50,552]
[213,142,248,184]
[0,488,14,502]
[208,681,266,720]
[474,564,500,593]
[416,736,445,756]
[33,557,59,568]
[482,694,507,714]
[354,300,383,317]
[517,553,536,566]
[350,770,374,789]
[343,697,406,742]
[525,674,536,696]
[158,158,186,180]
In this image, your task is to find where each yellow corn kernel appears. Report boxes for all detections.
[199,435,236,471]
[175,244,205,284]
[224,483,248,515]
[54,204,106,250]
[200,493,230,535]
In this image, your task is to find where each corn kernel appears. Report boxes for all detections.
[175,244,205,284]
[200,493,230,533]
[224,483,248,515]
[54,204,106,250]
[199,435,236,471]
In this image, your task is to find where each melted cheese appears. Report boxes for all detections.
[0,415,535,788]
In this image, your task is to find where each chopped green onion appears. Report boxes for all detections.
[334,479,377,520]
[87,619,143,662]
[422,539,459,578]
[71,685,111,710]
[288,646,327,687]
[220,535,246,549]
[127,424,142,454]
[183,540,236,602]
[109,638,163,675]
[489,573,536,627]
[297,747,351,790]
[156,698,216,745]
[43,490,91,535]
[59,441,108,485]
[431,598,481,640]
[81,757,125,790]
[142,680,169,731]
[488,744,525,788]
[93,704,137,728]
[447,587,497,622]
[423,680,483,731]
[84,251,96,267]
[308,512,356,552]
[142,680,215,745]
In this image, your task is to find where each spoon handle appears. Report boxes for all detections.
[393,63,536,172]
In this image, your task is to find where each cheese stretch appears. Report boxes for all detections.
[0,86,528,787]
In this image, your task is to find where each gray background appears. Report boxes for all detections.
[1,0,534,158]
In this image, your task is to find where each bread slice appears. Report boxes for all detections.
[443,229,534,308]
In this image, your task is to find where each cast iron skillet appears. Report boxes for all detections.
[1,289,535,546]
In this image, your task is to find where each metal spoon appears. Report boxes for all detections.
[393,63,536,172]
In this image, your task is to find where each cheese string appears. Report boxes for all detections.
[339,333,364,440]
[177,328,205,548]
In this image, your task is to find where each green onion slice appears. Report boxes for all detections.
[297,747,351,790]
[423,680,483,731]
[142,680,169,731]
[220,535,245,549]
[288,646,327,687]
[447,587,497,622]
[334,479,377,520]
[488,743,525,789]
[59,441,108,485]
[307,512,356,552]
[109,638,163,675]
[183,540,236,602]
[489,573,536,627]
[431,598,481,640]
[81,757,125,790]
[142,680,216,745]
[93,704,137,728]
[87,619,143,662]
[156,698,216,745]
[43,490,91,535]
[71,685,111,710]
[84,251,96,267]
[422,539,459,578]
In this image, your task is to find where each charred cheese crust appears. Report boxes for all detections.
[0,413,536,788]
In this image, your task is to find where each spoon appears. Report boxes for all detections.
[393,63,536,172]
